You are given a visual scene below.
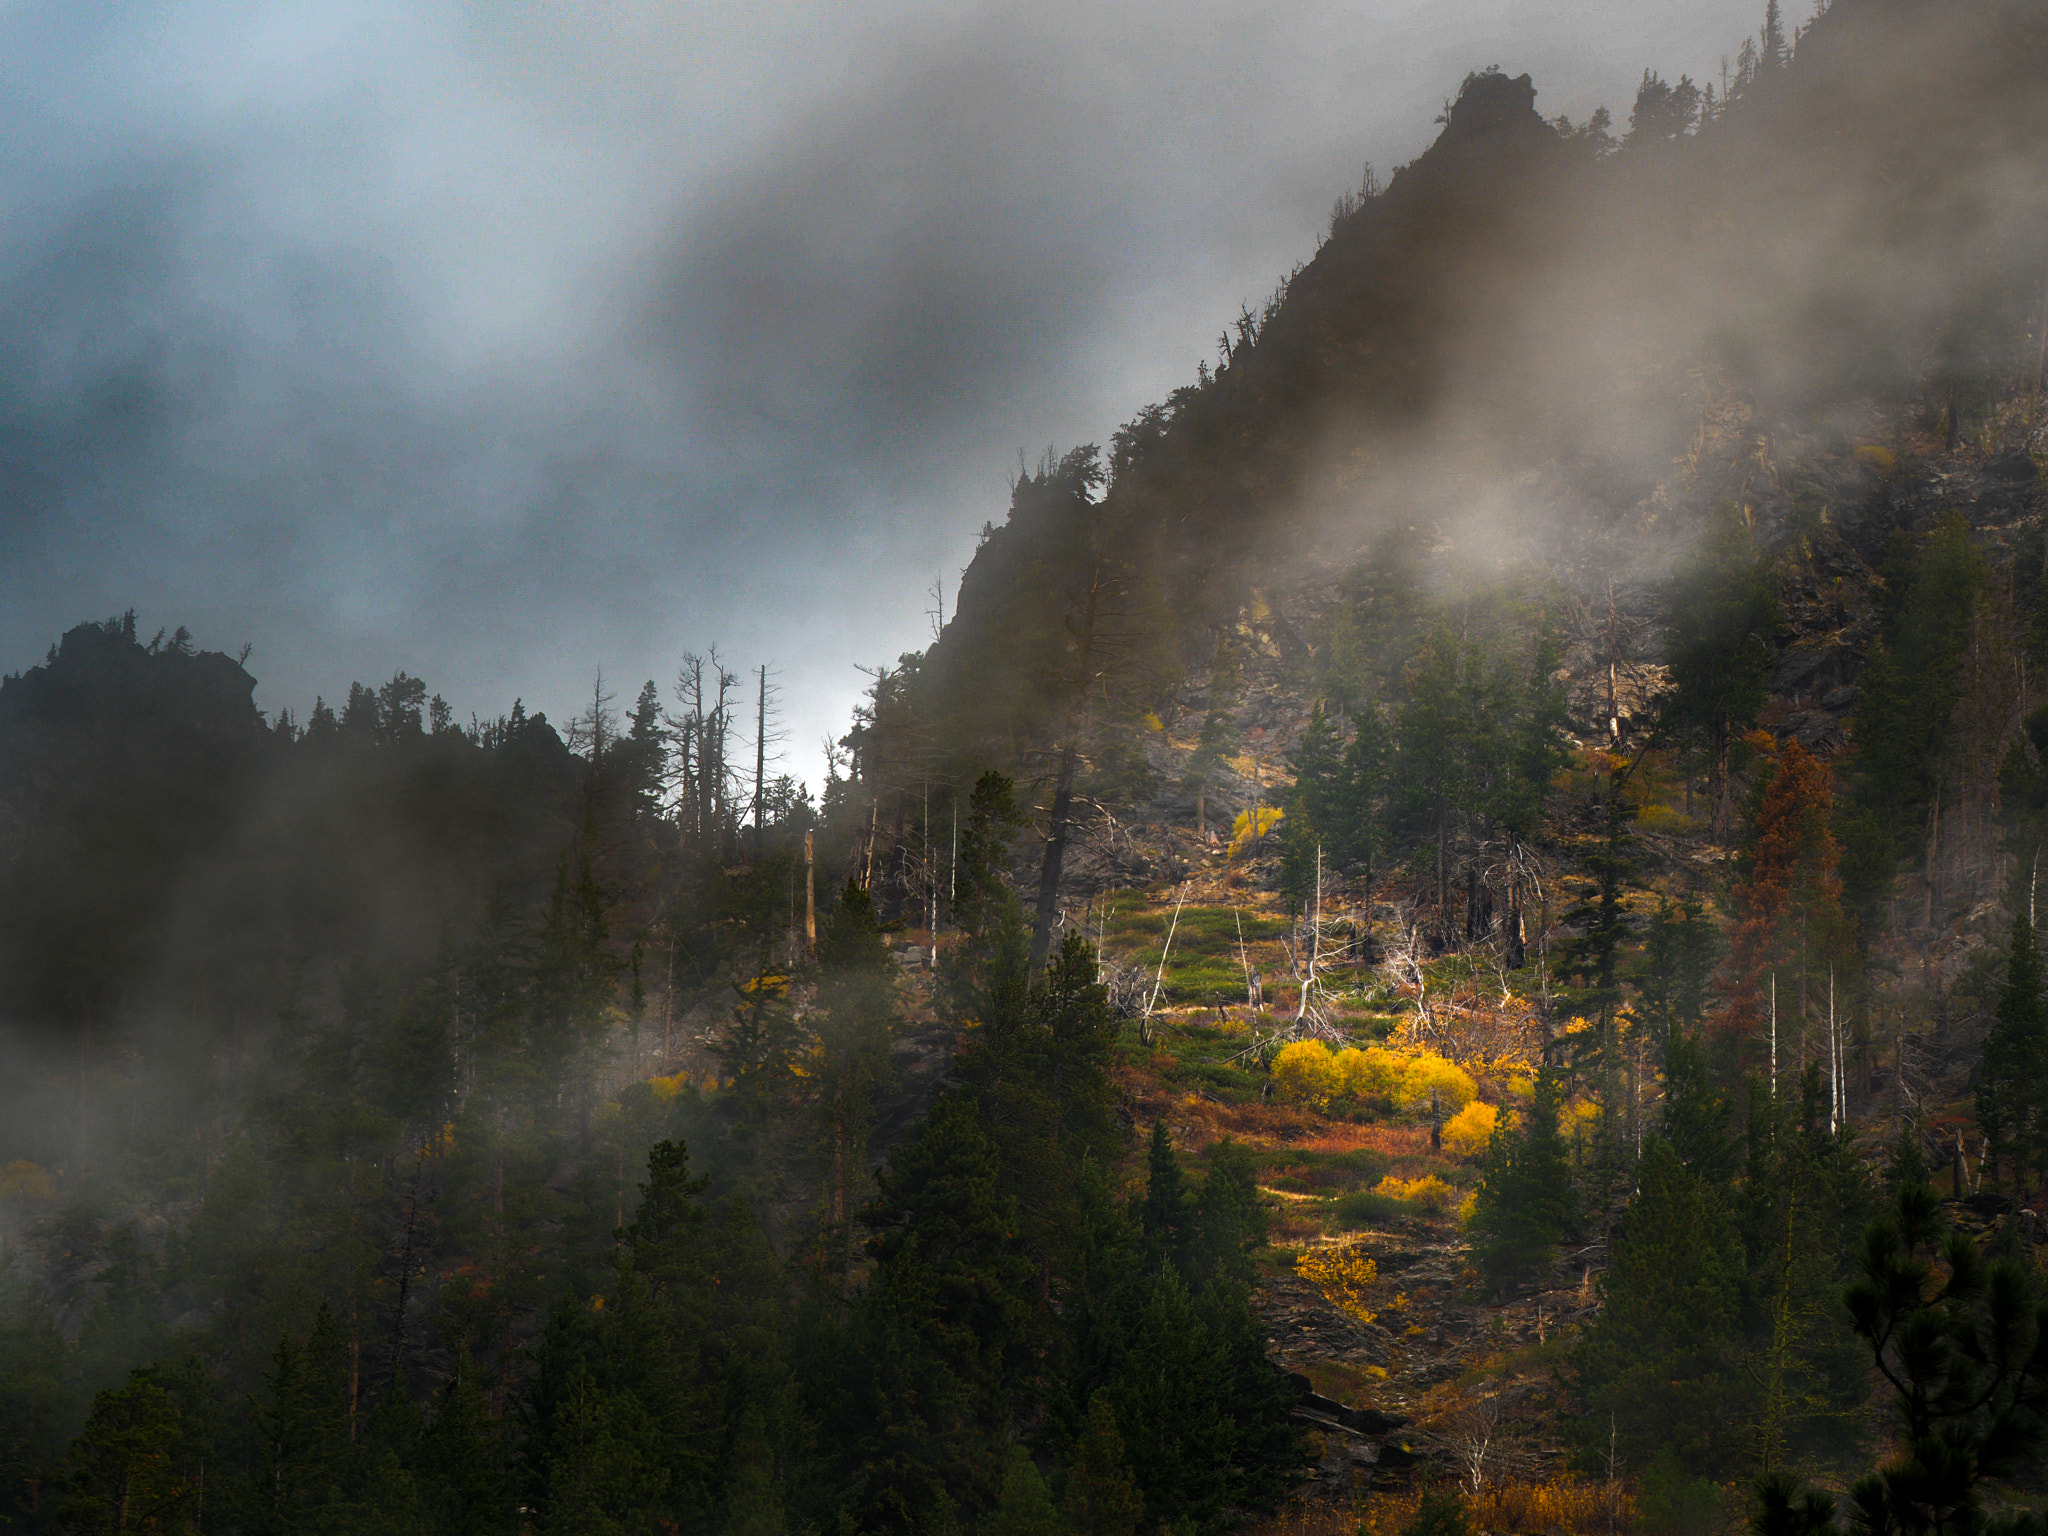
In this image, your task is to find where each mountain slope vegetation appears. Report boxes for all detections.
[4,1,2048,1533]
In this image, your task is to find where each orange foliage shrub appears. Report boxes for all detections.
[1471,1475,1632,1535]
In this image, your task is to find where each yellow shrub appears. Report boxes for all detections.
[1333,1044,1403,1099]
[1227,806,1284,859]
[1635,803,1702,836]
[1142,711,1166,732]
[0,1160,53,1201]
[1296,1243,1378,1321]
[1458,1191,1479,1224]
[1441,1100,1499,1157]
[1271,1040,1340,1109]
[1375,1174,1458,1214]
[1854,444,1897,474]
[1395,1052,1477,1113]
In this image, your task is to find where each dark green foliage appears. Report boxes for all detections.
[1387,622,1565,942]
[1140,1120,1191,1273]
[0,1258,67,1526]
[1279,703,1394,901]
[810,878,903,1285]
[1469,1069,1575,1295]
[1760,1182,2048,1536]
[1183,706,1237,839]
[420,1356,516,1536]
[619,1139,710,1297]
[57,1375,199,1536]
[1851,516,1987,859]
[1639,1449,1728,1536]
[1187,1137,1268,1291]
[956,926,1125,1271]
[985,1446,1063,1536]
[808,1100,1040,1533]
[1750,1474,1836,1536]
[1060,1393,1142,1536]
[1640,899,1719,1049]
[1575,1138,1748,1474]
[1977,911,2048,1188]
[1400,1485,1473,1536]
[1662,507,1778,840]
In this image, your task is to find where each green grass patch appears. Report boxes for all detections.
[1097,902,1298,1005]
[1329,1189,1407,1229]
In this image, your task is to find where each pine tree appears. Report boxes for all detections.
[1102,1270,1235,1533]
[420,1355,515,1536]
[1060,1393,1142,1536]
[1402,1487,1472,1536]
[1978,910,2048,1190]
[1469,1070,1575,1296]
[1663,506,1778,842]
[254,1305,356,1532]
[1279,704,1347,901]
[984,1446,1063,1536]
[59,1376,198,1535]
[723,1404,788,1536]
[1573,1139,1748,1475]
[619,1139,710,1299]
[1186,1137,1267,1291]
[1183,708,1235,841]
[1139,1121,1190,1276]
[1761,1183,2048,1536]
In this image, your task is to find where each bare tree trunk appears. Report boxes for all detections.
[1030,741,1079,973]
[805,831,817,953]
[753,665,767,859]
[1711,718,1733,842]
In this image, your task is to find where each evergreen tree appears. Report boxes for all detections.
[723,1404,789,1536]
[1279,704,1347,901]
[1469,1070,1575,1296]
[253,1305,356,1533]
[1663,507,1778,842]
[1761,1182,2048,1536]
[1574,1138,1748,1475]
[420,1355,516,1536]
[821,1100,1040,1532]
[0,1259,66,1526]
[58,1376,198,1535]
[1183,708,1236,841]
[1186,1137,1267,1291]
[984,1446,1063,1536]
[1978,910,2048,1191]
[1060,1393,1142,1536]
[811,879,902,1285]
[1402,1486,1472,1536]
[1139,1121,1190,1276]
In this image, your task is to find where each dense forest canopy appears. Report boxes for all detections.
[4,1,2048,1533]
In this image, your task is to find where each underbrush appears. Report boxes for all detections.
[1250,1476,1636,1536]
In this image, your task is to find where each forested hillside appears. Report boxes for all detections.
[4,0,2048,1533]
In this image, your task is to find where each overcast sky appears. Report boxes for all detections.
[0,0,1777,785]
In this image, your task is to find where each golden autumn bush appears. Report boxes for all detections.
[1441,1099,1498,1156]
[1227,806,1284,859]
[1374,1173,1458,1213]
[1395,1052,1477,1112]
[1271,1039,1478,1117]
[1295,1242,1379,1321]
[1271,1039,1343,1109]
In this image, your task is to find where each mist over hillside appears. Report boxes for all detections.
[2,2,2048,1533]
